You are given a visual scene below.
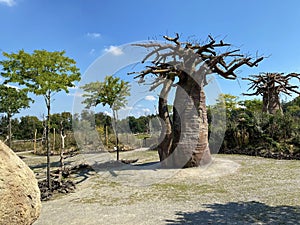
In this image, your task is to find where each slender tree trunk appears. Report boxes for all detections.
[45,93,51,189]
[7,113,12,148]
[34,129,37,154]
[157,78,173,166]
[170,75,212,168]
[113,110,119,161]
[53,128,56,152]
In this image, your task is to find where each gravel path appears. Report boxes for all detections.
[22,151,300,225]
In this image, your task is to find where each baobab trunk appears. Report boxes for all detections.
[157,78,173,165]
[268,93,283,114]
[262,93,269,113]
[262,92,282,114]
[170,75,211,168]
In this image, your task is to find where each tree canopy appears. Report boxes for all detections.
[1,50,80,95]
[0,84,32,117]
[81,75,130,111]
[81,75,130,160]
[0,49,81,188]
[0,84,33,146]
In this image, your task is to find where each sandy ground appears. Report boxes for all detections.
[19,150,300,225]
[33,157,241,225]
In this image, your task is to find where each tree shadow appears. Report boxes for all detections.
[165,201,300,225]
[72,164,96,184]
[90,160,164,173]
[29,160,73,170]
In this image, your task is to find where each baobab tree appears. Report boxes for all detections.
[130,33,263,168]
[243,72,300,114]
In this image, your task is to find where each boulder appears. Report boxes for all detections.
[0,140,41,225]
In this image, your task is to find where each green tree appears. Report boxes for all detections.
[0,85,32,147]
[81,75,130,160]
[51,112,73,131]
[242,99,263,112]
[0,49,80,188]
[18,115,43,139]
[284,96,300,116]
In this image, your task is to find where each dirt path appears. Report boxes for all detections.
[24,152,300,225]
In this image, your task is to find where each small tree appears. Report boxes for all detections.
[0,84,32,147]
[81,75,130,160]
[243,72,300,114]
[1,49,80,189]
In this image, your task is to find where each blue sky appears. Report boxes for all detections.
[1,0,300,119]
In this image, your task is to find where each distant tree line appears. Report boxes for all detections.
[0,94,299,161]
[0,111,161,142]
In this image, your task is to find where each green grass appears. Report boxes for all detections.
[135,133,152,140]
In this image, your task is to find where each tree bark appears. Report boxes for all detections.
[262,91,282,114]
[113,109,119,161]
[262,93,269,113]
[157,78,173,166]
[170,74,212,168]
[45,92,51,189]
[268,92,282,114]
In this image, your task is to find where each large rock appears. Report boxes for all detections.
[0,140,41,225]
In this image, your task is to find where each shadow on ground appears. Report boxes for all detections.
[165,201,300,225]
[29,160,74,170]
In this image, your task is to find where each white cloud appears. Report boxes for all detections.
[142,108,151,113]
[0,0,16,6]
[236,104,246,109]
[86,32,101,39]
[4,84,19,89]
[104,45,124,56]
[67,92,82,97]
[89,49,96,55]
[145,95,156,101]
[68,86,79,90]
[122,106,133,111]
[104,111,112,117]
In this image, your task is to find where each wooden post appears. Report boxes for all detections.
[34,129,37,154]
[53,128,56,153]
[58,121,66,185]
[105,125,108,146]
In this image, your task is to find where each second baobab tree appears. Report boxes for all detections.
[243,72,300,114]
[130,33,263,168]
